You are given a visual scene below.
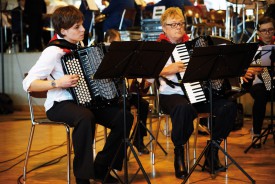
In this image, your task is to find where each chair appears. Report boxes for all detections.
[130,80,168,165]
[207,10,226,36]
[119,8,137,30]
[119,8,137,41]
[23,90,72,184]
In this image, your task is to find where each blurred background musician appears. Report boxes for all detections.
[79,0,95,46]
[11,0,26,52]
[104,28,150,154]
[242,16,275,149]
[96,0,135,43]
[265,0,275,20]
[144,0,194,13]
[24,0,46,51]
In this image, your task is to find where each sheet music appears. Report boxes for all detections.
[261,45,275,67]
[87,0,99,11]
[135,0,146,6]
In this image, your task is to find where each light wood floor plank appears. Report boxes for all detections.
[0,112,274,184]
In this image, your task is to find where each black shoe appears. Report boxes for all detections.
[76,178,90,184]
[94,162,119,184]
[252,136,262,149]
[174,146,188,179]
[133,139,150,154]
[204,141,226,173]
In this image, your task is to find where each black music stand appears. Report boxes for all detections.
[244,46,275,153]
[94,41,175,184]
[181,43,258,184]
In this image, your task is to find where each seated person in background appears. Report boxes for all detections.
[157,7,237,179]
[23,6,133,184]
[79,0,94,46]
[265,0,275,20]
[96,0,135,43]
[104,29,150,154]
[144,0,193,12]
[242,16,275,149]
[11,0,26,52]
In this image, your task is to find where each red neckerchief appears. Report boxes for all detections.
[258,36,275,46]
[157,33,190,43]
[49,34,71,54]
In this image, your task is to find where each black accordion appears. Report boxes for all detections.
[61,45,120,109]
[171,36,239,103]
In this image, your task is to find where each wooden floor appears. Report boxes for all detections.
[0,111,275,184]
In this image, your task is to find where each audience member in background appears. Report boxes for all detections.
[265,0,275,20]
[79,0,94,46]
[24,0,46,51]
[96,0,135,43]
[242,16,275,149]
[145,0,193,12]
[104,29,150,154]
[11,0,26,52]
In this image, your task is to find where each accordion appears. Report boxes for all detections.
[171,36,237,103]
[61,45,120,109]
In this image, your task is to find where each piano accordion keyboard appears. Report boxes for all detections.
[172,43,207,104]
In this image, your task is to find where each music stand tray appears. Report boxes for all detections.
[94,41,174,79]
[181,43,258,184]
[93,41,175,183]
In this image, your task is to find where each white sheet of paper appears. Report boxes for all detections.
[87,0,99,11]
[261,45,275,67]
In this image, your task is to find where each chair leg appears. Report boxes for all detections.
[186,140,190,172]
[224,138,228,170]
[152,115,162,165]
[65,125,71,184]
[161,115,170,137]
[193,117,200,164]
[23,125,36,181]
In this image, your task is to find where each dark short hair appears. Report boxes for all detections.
[257,16,275,30]
[52,5,84,37]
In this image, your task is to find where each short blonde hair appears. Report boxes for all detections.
[160,7,184,26]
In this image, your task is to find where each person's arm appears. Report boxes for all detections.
[28,75,79,92]
[242,67,262,83]
[23,46,79,92]
[159,62,186,76]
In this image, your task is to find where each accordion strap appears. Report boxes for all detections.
[47,39,78,51]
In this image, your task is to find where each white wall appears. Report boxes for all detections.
[0,52,43,108]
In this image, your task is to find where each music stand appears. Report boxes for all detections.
[94,41,175,183]
[244,45,275,153]
[181,43,258,184]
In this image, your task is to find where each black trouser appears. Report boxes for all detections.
[194,98,237,140]
[47,100,133,179]
[129,94,149,139]
[159,94,196,146]
[250,83,274,134]
[159,94,237,146]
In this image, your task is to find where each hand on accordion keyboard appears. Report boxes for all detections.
[58,74,79,88]
[242,67,262,83]
[161,62,186,75]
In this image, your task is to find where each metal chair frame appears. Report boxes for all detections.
[23,90,72,184]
